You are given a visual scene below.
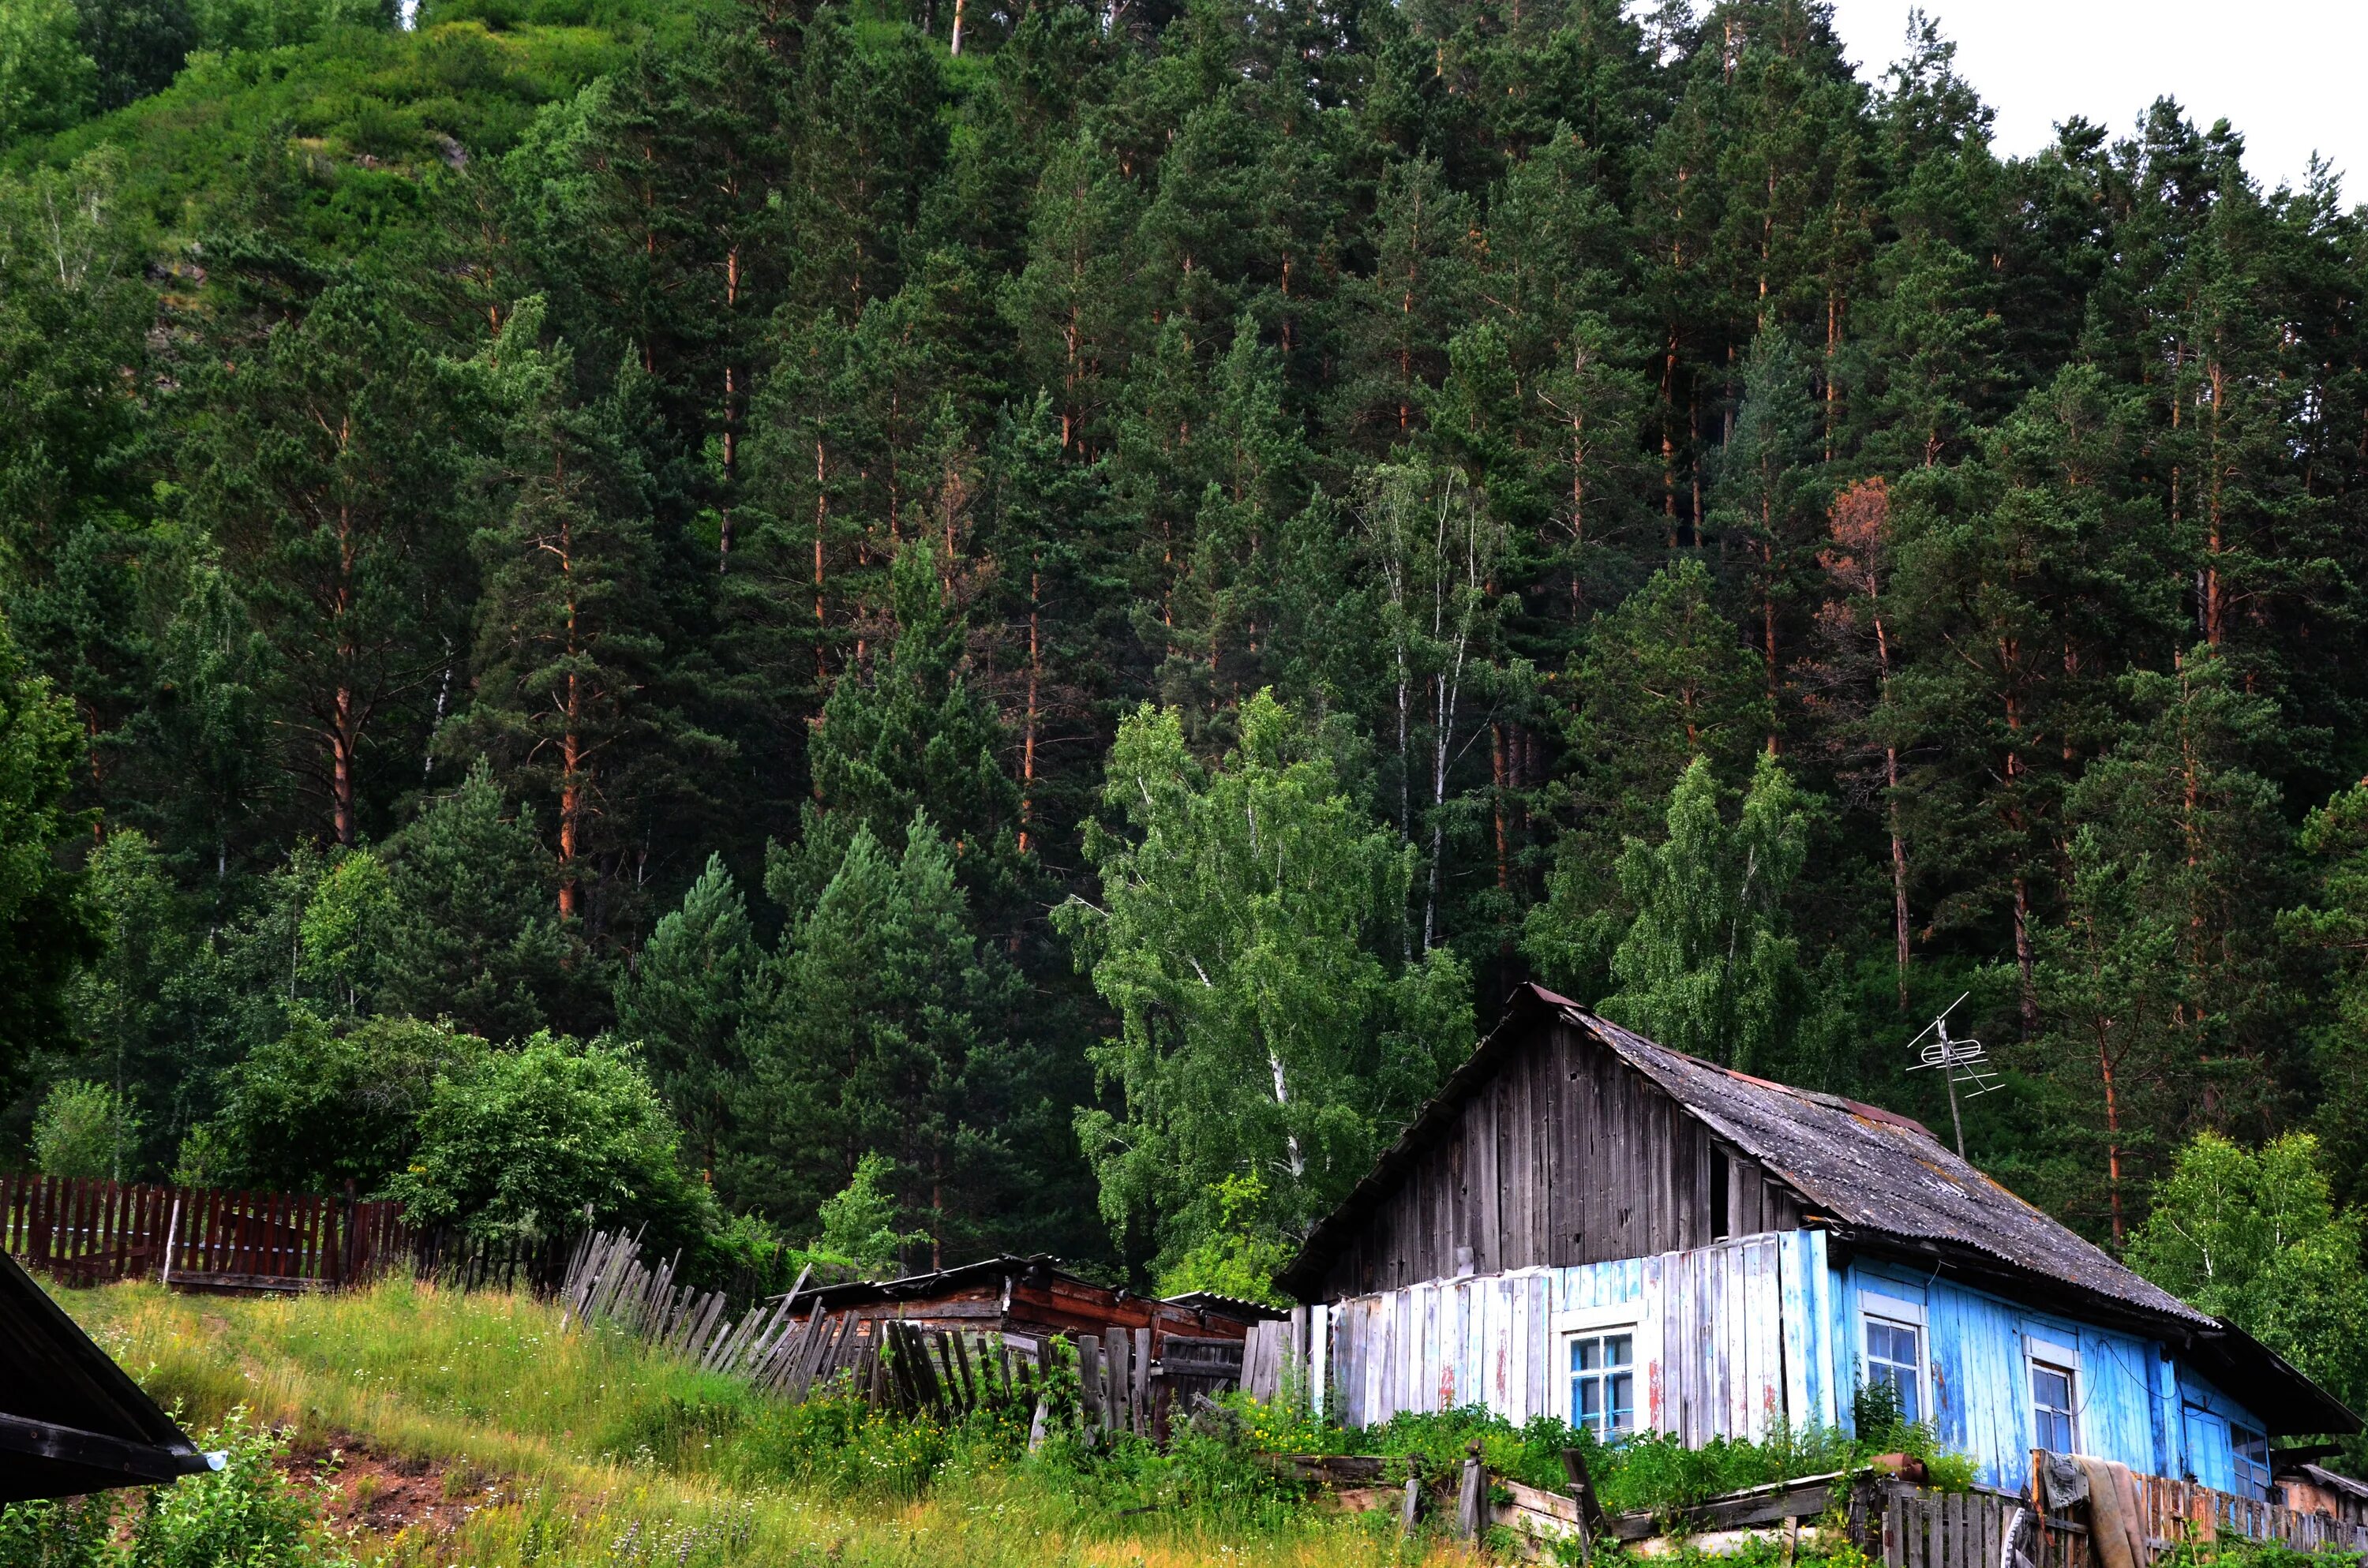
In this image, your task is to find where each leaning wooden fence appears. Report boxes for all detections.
[0,1173,407,1291]
[557,1229,1058,1420]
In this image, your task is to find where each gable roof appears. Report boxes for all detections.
[0,1251,215,1502]
[1575,1004,2211,1328]
[1280,985,2358,1435]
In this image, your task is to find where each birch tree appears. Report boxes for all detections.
[1354,458,1512,952]
[1058,691,1471,1271]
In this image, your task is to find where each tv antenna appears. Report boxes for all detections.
[1905,993,2001,1159]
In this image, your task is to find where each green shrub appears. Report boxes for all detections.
[384,1031,715,1252]
[32,1080,139,1179]
[0,1495,117,1568]
[0,1409,352,1568]
[129,1409,353,1568]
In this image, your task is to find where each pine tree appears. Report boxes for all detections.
[193,285,470,848]
[446,305,721,927]
[1708,325,1816,743]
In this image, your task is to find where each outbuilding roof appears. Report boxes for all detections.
[1280,985,2358,1435]
[0,1250,215,1502]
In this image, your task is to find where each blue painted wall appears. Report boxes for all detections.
[1826,1256,2267,1493]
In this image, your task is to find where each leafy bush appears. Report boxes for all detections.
[209,1011,481,1191]
[32,1079,138,1178]
[0,1494,115,1568]
[128,1409,354,1567]
[384,1031,715,1252]
[1154,1173,1295,1308]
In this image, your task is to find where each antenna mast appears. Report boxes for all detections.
[1905,993,2001,1159]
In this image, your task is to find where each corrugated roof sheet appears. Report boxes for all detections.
[1572,1004,2213,1327]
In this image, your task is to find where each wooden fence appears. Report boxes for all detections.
[1873,1483,2037,1568]
[0,1173,407,1291]
[1867,1465,2368,1568]
[557,1229,1059,1420]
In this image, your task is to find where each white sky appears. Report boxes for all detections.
[1819,0,2368,201]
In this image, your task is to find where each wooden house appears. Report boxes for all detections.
[1276,986,2359,1497]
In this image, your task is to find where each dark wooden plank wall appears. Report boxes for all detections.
[1320,1022,1805,1298]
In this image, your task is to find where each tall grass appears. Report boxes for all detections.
[58,1281,1456,1567]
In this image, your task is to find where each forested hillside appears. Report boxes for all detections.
[6,0,2368,1366]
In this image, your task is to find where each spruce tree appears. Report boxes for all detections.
[736,814,1025,1260]
[613,853,755,1182]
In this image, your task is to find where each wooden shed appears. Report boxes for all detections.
[0,1249,215,1502]
[787,1255,1282,1435]
[792,1253,1277,1343]
[2278,1459,2368,1525]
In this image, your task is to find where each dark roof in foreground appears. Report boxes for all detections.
[1282,985,2359,1435]
[0,1250,215,1502]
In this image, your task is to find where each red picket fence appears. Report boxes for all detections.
[0,1173,409,1293]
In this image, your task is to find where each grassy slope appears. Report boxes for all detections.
[13,0,698,243]
[61,1279,1455,1567]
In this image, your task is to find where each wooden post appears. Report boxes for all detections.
[1457,1439,1486,1540]
[1078,1334,1105,1431]
[1402,1456,1425,1537]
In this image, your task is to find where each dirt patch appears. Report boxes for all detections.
[279,1430,511,1537]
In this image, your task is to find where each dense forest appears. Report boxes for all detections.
[6,0,2368,1413]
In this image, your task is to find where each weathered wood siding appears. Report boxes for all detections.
[1326,1229,1829,1440]
[1316,1022,1806,1300]
[1830,1263,2261,1495]
[1319,1236,2284,1499]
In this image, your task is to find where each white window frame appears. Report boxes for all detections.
[2025,1334,2081,1455]
[1553,1294,1660,1435]
[1564,1325,1640,1439]
[1858,1286,1928,1428]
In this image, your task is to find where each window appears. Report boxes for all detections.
[1570,1331,1636,1437]
[2031,1360,2077,1454]
[2232,1426,2271,1501]
[1864,1315,1924,1425]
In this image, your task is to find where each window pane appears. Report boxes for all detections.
[1579,1379,1602,1425]
[2033,1368,2070,1409]
[1606,1334,1633,1368]
[1609,1372,1635,1433]
[2036,1409,2070,1452]
[1576,1338,1600,1372]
